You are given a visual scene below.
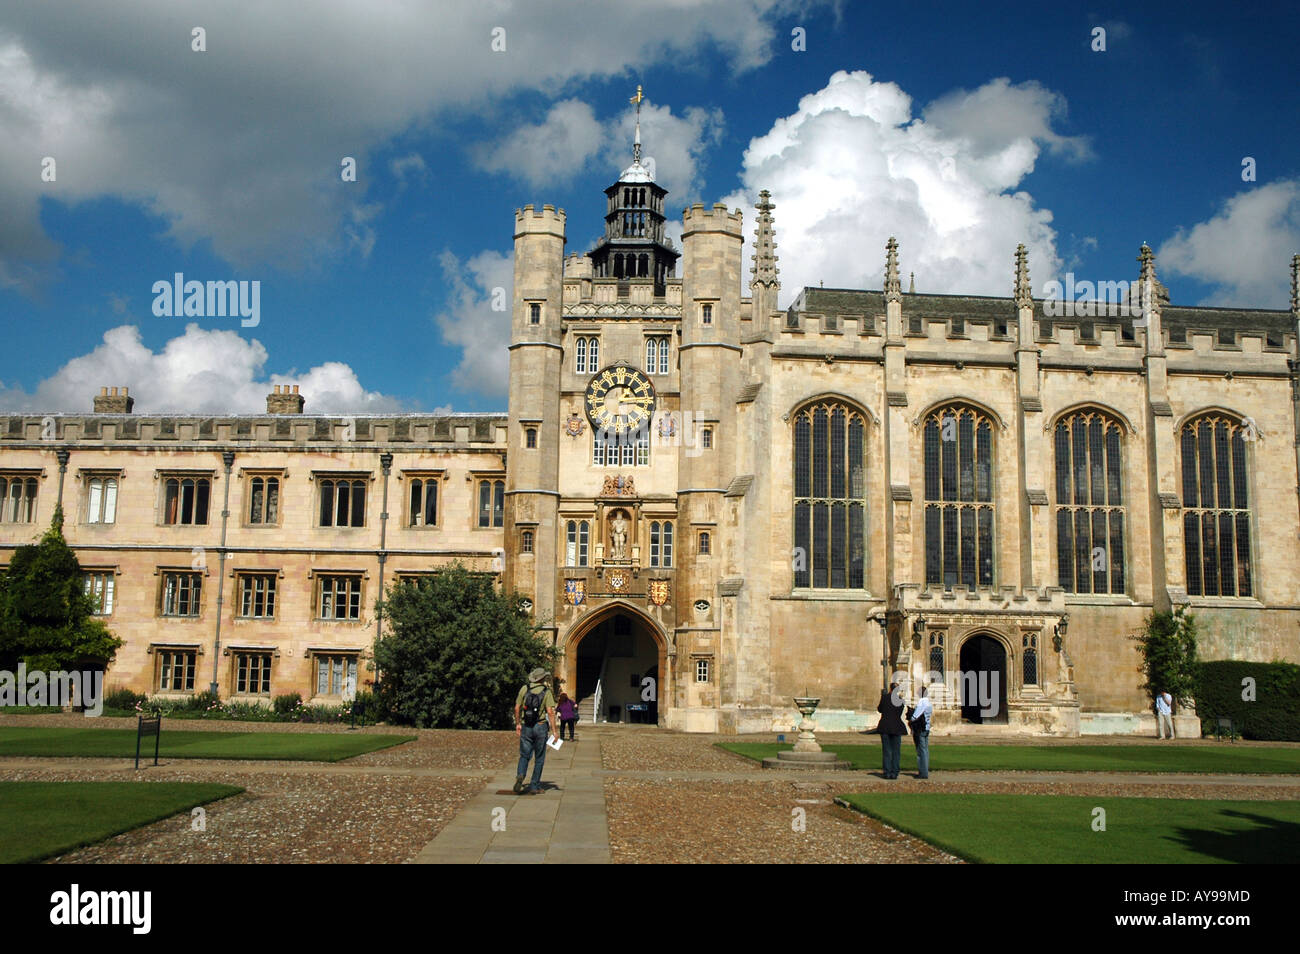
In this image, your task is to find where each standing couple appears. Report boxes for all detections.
[877,681,932,779]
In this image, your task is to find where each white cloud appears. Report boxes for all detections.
[0,324,403,414]
[476,99,605,188]
[433,249,514,400]
[719,70,1081,305]
[0,0,807,291]
[476,98,725,203]
[389,153,429,189]
[1158,180,1300,308]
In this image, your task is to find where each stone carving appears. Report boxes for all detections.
[600,475,636,497]
[563,412,586,437]
[609,512,629,560]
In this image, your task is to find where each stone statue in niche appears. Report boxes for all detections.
[609,512,629,560]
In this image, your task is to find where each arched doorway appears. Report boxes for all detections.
[564,604,668,726]
[959,633,1008,724]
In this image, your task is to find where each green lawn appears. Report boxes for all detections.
[839,793,1300,863]
[718,742,1300,774]
[0,781,244,863]
[0,727,414,762]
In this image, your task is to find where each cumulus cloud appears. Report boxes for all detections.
[433,249,514,401]
[720,70,1083,305]
[476,98,725,204]
[0,0,806,291]
[0,324,404,414]
[1158,180,1300,308]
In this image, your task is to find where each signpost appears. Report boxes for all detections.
[135,716,161,770]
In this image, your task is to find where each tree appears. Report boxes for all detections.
[374,563,554,729]
[0,506,122,672]
[1129,607,1199,711]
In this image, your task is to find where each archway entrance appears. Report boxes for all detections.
[959,634,1008,724]
[564,605,667,726]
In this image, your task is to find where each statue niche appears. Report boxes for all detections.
[608,509,631,561]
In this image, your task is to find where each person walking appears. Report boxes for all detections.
[906,686,933,779]
[877,681,907,779]
[557,692,578,741]
[514,668,557,795]
[1155,689,1175,740]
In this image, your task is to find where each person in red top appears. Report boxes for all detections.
[557,692,578,741]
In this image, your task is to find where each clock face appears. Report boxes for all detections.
[584,365,656,434]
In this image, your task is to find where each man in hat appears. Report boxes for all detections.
[514,667,558,795]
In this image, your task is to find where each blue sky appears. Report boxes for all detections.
[1,0,1296,415]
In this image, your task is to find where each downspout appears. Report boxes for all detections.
[209,451,234,696]
[55,448,70,512]
[375,452,394,688]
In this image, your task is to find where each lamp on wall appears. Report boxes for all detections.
[1053,614,1069,652]
[911,615,927,649]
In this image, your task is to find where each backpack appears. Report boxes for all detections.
[521,684,546,727]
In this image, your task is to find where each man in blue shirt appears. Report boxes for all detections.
[907,686,933,779]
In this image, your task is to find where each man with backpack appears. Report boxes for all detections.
[514,667,558,795]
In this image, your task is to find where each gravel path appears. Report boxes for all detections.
[4,765,485,864]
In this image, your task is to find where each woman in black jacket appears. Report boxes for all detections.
[877,682,908,779]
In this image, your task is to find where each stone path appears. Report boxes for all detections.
[410,736,610,864]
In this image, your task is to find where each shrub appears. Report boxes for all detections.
[1128,608,1198,710]
[1194,660,1300,741]
[375,563,553,728]
[103,687,147,711]
[273,692,302,715]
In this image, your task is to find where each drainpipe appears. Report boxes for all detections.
[55,448,70,513]
[374,452,393,686]
[208,451,235,696]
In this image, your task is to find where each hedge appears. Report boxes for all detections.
[1194,661,1300,741]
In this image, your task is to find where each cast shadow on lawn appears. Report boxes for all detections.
[1170,809,1300,864]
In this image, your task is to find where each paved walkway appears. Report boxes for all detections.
[409,736,610,864]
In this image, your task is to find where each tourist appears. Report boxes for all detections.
[906,686,933,779]
[514,668,558,795]
[877,681,907,779]
[557,692,578,741]
[1155,689,1175,740]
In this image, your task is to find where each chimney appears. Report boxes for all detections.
[93,386,135,414]
[266,383,305,414]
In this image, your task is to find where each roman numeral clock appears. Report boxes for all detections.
[584,364,656,435]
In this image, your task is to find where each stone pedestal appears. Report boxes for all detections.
[762,696,851,770]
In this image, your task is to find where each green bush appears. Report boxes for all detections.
[1194,661,1300,741]
[273,692,302,715]
[375,563,553,729]
[103,687,146,711]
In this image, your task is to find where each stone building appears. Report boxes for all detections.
[3,109,1298,735]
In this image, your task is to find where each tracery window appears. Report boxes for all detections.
[1023,634,1038,686]
[1181,414,1253,597]
[792,401,866,588]
[923,405,994,588]
[1054,410,1125,593]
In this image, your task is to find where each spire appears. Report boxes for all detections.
[750,190,780,291]
[1137,243,1170,309]
[909,271,915,294]
[1014,244,1032,308]
[885,237,901,303]
[1291,253,1299,317]
[631,84,643,166]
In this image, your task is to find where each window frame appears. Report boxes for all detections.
[922,404,996,590]
[159,570,203,618]
[243,471,284,528]
[159,472,213,527]
[0,473,40,524]
[1052,409,1128,595]
[791,399,869,590]
[404,472,442,529]
[155,648,197,693]
[316,573,365,621]
[313,653,360,697]
[235,571,279,620]
[83,569,117,616]
[1179,412,1255,599]
[233,651,273,696]
[475,477,506,528]
[83,472,120,525]
[315,473,370,529]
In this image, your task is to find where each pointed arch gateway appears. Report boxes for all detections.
[562,601,670,726]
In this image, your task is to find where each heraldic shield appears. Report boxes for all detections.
[564,579,586,605]
[647,579,670,606]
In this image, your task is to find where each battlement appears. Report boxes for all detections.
[681,202,744,237]
[514,204,567,237]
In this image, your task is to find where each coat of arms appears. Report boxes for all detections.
[607,570,628,593]
[564,412,586,437]
[647,579,670,606]
[600,475,636,497]
[657,414,678,439]
[564,579,586,605]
